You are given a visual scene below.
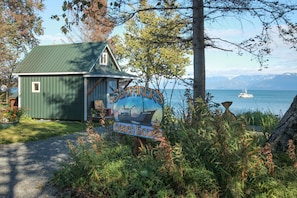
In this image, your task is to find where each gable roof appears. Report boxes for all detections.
[15,42,124,75]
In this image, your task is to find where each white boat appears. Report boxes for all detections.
[238,89,254,98]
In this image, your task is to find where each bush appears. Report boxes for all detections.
[52,97,297,197]
[166,98,278,197]
[238,110,280,136]
[0,107,24,122]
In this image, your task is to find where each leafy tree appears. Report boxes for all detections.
[53,0,114,42]
[113,0,191,89]
[0,0,44,98]
[58,0,297,100]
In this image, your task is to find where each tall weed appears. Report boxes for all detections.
[166,97,274,197]
[52,94,297,197]
[238,110,280,138]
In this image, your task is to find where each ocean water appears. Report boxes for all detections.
[163,89,297,116]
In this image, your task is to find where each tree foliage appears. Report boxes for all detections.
[113,0,191,88]
[53,0,114,42]
[0,0,44,95]
[58,0,297,99]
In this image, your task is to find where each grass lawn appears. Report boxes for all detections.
[0,119,86,144]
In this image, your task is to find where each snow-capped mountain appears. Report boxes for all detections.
[206,73,297,90]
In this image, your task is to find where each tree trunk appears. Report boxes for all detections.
[192,0,205,100]
[268,95,297,152]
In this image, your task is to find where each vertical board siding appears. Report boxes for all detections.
[87,78,107,114]
[21,75,84,121]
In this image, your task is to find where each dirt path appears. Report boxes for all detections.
[0,132,85,198]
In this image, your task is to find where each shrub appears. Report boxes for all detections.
[52,131,136,197]
[238,110,280,137]
[0,107,24,122]
[52,95,297,197]
[165,97,279,197]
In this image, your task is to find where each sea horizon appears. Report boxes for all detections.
[163,89,297,116]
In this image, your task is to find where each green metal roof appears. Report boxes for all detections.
[15,42,107,74]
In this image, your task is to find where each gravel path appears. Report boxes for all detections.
[0,132,86,198]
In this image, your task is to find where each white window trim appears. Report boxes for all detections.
[32,82,40,93]
[100,52,108,65]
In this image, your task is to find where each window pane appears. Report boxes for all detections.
[100,52,108,65]
[34,83,39,90]
[32,82,40,93]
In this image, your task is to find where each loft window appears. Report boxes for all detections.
[100,52,108,65]
[32,82,40,93]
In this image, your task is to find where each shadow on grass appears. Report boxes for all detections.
[0,120,86,144]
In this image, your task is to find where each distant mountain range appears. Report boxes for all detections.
[206,73,297,90]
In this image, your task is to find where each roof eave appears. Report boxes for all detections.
[83,74,138,79]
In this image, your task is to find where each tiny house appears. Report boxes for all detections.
[14,42,136,121]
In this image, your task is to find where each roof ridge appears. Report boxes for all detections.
[38,41,105,47]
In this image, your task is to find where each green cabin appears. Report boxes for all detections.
[14,42,136,121]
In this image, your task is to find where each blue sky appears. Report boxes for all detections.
[37,1,297,77]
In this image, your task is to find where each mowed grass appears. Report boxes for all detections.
[0,119,86,144]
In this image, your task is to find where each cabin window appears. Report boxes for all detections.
[100,52,108,65]
[32,82,40,93]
